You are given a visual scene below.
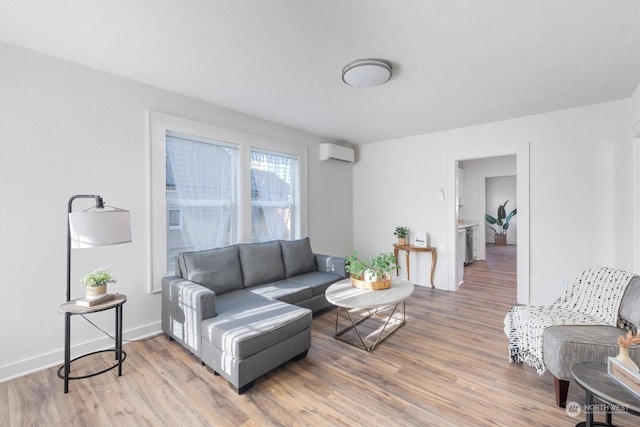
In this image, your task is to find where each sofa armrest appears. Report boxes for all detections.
[161,275,216,358]
[315,254,347,278]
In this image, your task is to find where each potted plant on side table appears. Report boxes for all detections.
[346,251,398,290]
[80,268,117,299]
[485,200,517,246]
[394,226,409,246]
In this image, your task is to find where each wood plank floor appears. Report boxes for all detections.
[2,244,638,426]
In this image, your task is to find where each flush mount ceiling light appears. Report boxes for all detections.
[341,58,392,88]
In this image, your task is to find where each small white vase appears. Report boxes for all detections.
[615,346,640,372]
[364,269,378,282]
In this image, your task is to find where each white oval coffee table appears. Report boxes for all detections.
[325,278,414,351]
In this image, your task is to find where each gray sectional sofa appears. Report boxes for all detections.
[161,238,346,393]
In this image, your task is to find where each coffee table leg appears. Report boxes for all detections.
[586,390,594,427]
[333,303,406,351]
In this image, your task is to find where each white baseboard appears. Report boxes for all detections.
[0,321,162,383]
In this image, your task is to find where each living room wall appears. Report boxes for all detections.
[0,42,353,381]
[353,98,634,304]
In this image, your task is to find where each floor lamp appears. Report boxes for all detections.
[63,194,131,393]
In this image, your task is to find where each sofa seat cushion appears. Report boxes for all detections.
[178,245,243,295]
[287,271,343,296]
[239,241,285,287]
[247,280,314,305]
[280,238,316,277]
[543,325,640,379]
[202,290,312,359]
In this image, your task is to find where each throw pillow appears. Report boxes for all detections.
[238,241,286,287]
[280,237,316,278]
[181,245,243,295]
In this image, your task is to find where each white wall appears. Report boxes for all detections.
[0,42,353,381]
[353,99,632,303]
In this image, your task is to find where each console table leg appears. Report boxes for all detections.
[405,251,410,281]
[430,251,437,288]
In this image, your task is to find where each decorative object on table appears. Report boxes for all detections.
[62,194,132,393]
[393,226,409,246]
[345,251,397,290]
[413,231,428,248]
[485,200,516,246]
[614,330,640,372]
[80,267,117,299]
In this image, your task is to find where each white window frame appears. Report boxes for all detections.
[148,111,307,293]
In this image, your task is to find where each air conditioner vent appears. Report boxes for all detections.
[319,143,354,165]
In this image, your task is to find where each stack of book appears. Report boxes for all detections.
[608,356,640,397]
[75,293,115,307]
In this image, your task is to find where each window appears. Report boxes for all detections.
[165,132,239,273]
[149,112,307,292]
[250,150,298,242]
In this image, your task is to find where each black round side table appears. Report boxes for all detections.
[57,294,127,393]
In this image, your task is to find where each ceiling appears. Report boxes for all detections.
[0,0,638,144]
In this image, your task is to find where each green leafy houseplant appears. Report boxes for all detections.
[345,251,398,281]
[485,200,517,235]
[80,268,117,288]
[393,226,409,239]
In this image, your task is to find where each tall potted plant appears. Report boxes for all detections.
[485,200,517,246]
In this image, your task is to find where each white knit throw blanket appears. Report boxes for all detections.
[505,266,635,374]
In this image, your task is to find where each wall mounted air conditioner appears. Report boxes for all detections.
[319,143,355,165]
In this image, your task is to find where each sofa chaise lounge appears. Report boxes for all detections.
[161,238,346,393]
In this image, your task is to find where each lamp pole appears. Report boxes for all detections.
[64,194,102,394]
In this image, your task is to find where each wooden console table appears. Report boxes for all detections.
[393,244,437,288]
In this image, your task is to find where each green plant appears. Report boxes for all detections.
[393,226,409,239]
[345,251,398,280]
[485,200,517,235]
[80,268,117,288]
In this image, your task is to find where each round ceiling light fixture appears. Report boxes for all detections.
[341,58,392,88]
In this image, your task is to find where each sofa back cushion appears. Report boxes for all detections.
[619,276,640,328]
[280,237,316,278]
[180,245,243,295]
[239,241,285,287]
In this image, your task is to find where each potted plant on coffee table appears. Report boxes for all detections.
[345,251,397,290]
[80,268,117,299]
[485,200,517,246]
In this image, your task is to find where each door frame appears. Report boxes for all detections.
[446,143,530,304]
[633,123,640,274]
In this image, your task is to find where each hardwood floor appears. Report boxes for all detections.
[2,244,638,426]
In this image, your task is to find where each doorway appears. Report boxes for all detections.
[446,144,530,304]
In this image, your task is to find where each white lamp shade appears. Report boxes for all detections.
[69,209,132,248]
